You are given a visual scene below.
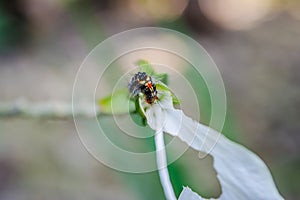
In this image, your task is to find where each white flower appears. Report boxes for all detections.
[143,91,284,200]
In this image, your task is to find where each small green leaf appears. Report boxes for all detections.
[135,97,146,119]
[130,112,147,126]
[98,88,136,115]
[156,83,180,105]
[137,59,155,75]
[171,94,180,105]
[156,83,170,92]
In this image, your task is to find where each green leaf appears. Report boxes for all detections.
[135,97,146,119]
[137,59,155,75]
[171,94,180,105]
[156,82,169,92]
[130,112,147,126]
[98,88,136,115]
[156,83,180,105]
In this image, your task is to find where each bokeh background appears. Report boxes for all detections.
[0,0,300,199]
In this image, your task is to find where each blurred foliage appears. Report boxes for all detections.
[0,0,28,52]
[66,0,106,48]
[273,157,300,199]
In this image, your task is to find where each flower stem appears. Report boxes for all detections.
[154,129,177,200]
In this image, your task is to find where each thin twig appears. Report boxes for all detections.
[0,99,99,119]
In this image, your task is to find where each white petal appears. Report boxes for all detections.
[145,92,283,200]
[179,187,205,200]
[145,91,174,131]
[145,103,166,131]
[163,108,284,200]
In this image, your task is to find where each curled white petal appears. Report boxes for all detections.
[145,93,284,200]
[146,103,166,131]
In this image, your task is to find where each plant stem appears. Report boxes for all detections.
[154,129,177,200]
[0,99,99,119]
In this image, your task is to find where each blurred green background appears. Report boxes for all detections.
[0,0,299,199]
